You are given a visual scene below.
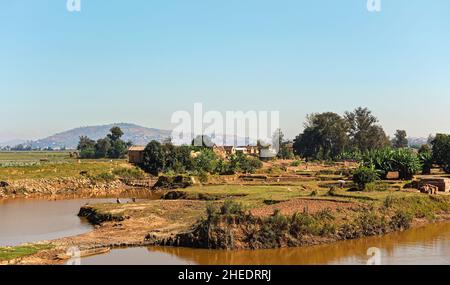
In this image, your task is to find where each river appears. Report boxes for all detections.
[1,198,449,264]
[0,197,147,246]
[80,222,450,265]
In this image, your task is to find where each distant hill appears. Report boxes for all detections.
[0,139,28,148]
[408,137,429,148]
[31,123,173,149]
[2,123,258,150]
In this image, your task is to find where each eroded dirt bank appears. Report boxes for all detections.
[4,200,206,265]
[0,177,147,199]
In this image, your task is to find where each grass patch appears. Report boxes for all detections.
[0,160,129,180]
[0,244,54,262]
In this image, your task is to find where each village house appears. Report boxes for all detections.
[128,146,145,164]
[223,146,236,156]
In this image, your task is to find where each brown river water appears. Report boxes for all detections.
[81,222,450,265]
[1,198,450,264]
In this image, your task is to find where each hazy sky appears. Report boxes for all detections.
[1,0,450,141]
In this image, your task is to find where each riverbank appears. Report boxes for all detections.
[3,184,449,265]
[1,199,207,265]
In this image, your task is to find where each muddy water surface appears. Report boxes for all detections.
[0,192,160,246]
[81,222,450,265]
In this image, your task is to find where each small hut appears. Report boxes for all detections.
[128,146,145,164]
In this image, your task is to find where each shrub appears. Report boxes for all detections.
[362,148,422,180]
[229,153,263,174]
[290,160,302,167]
[356,211,388,236]
[431,134,450,173]
[389,210,413,231]
[352,165,380,190]
[197,171,209,183]
[91,172,116,182]
[112,167,146,180]
[220,199,245,216]
[383,195,395,208]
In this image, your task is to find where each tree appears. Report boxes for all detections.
[293,112,349,160]
[293,128,321,160]
[77,136,96,159]
[418,144,433,174]
[345,107,390,152]
[141,141,166,176]
[95,138,111,158]
[107,126,124,141]
[108,140,128,159]
[431,134,450,173]
[191,135,214,148]
[392,130,408,149]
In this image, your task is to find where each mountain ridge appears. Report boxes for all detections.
[31,123,173,149]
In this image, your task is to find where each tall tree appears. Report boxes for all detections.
[95,138,111,158]
[191,135,214,148]
[431,134,450,173]
[107,126,124,141]
[293,112,349,160]
[141,141,166,176]
[77,136,96,158]
[392,130,408,148]
[345,107,389,151]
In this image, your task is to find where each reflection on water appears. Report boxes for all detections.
[0,192,160,246]
[82,222,450,265]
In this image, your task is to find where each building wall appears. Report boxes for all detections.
[128,150,144,164]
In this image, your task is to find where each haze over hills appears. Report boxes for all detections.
[31,123,173,149]
[0,123,430,150]
[0,123,254,149]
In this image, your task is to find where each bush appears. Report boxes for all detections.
[362,148,422,180]
[229,153,263,174]
[352,165,380,190]
[197,171,209,183]
[290,160,302,167]
[91,172,116,182]
[112,167,146,180]
[220,199,245,216]
[151,175,192,190]
[389,210,413,231]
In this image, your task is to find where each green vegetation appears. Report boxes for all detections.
[172,193,450,250]
[140,140,262,176]
[293,107,390,161]
[361,148,422,180]
[431,134,450,173]
[392,130,409,149]
[352,165,380,190]
[0,244,53,262]
[112,167,146,180]
[0,159,128,181]
[77,127,131,159]
[0,151,72,167]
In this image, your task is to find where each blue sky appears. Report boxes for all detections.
[1,0,450,141]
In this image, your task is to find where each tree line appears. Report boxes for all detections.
[140,137,263,177]
[77,127,132,159]
[293,107,409,160]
